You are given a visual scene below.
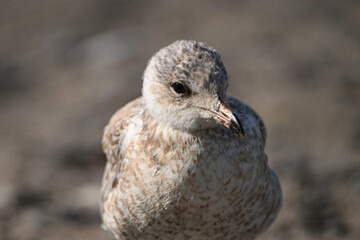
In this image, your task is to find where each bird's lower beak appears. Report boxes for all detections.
[209,101,245,138]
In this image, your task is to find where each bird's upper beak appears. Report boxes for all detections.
[208,101,245,138]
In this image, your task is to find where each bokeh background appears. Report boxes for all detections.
[0,0,359,239]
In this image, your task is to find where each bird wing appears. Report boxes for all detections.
[100,97,144,216]
[227,95,267,148]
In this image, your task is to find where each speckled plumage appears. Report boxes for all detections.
[100,40,282,240]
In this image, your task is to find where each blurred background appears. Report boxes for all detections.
[0,0,359,239]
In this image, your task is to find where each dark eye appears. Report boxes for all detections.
[171,82,186,94]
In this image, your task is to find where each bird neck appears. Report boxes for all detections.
[142,108,199,144]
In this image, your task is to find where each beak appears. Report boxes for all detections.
[208,101,245,138]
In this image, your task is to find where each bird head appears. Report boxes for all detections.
[142,40,244,137]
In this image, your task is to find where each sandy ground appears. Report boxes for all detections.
[0,0,359,239]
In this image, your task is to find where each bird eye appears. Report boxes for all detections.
[171,82,187,94]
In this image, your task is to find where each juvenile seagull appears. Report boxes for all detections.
[100,40,282,240]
